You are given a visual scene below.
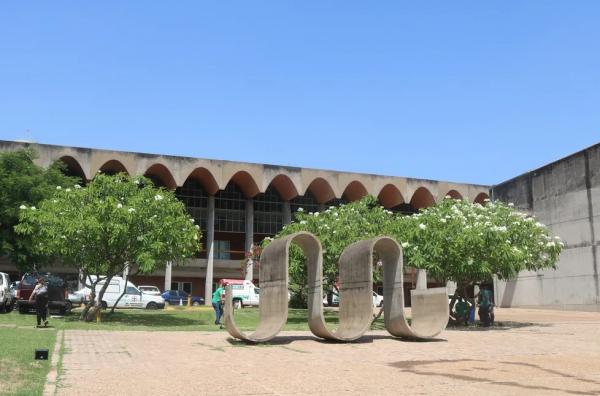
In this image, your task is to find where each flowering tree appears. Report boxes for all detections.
[16,173,201,321]
[390,198,563,297]
[265,196,394,305]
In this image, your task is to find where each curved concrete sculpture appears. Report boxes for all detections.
[372,237,449,339]
[224,232,448,343]
[224,232,322,343]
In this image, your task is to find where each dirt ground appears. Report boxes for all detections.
[56,308,600,395]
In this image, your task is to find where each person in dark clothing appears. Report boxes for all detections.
[29,276,49,327]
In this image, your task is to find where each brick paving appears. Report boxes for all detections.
[57,308,600,395]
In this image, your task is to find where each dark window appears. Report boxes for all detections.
[215,240,231,260]
[215,183,246,233]
[291,191,320,218]
[254,186,283,235]
[176,179,209,231]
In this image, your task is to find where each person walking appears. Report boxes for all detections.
[212,282,226,328]
[29,276,49,328]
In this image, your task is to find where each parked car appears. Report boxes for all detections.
[161,290,204,306]
[16,273,71,315]
[68,291,84,307]
[93,276,165,310]
[138,285,161,296]
[10,281,20,299]
[0,272,14,313]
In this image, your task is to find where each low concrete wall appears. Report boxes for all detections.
[492,143,600,311]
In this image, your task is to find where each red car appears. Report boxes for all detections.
[15,273,71,315]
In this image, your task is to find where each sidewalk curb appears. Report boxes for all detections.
[43,329,63,396]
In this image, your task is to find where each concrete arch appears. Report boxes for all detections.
[97,159,129,175]
[305,177,336,204]
[410,187,436,210]
[445,189,463,200]
[144,163,177,190]
[57,155,87,182]
[474,192,490,204]
[378,184,405,208]
[266,174,300,201]
[183,167,219,195]
[227,170,260,198]
[342,181,368,202]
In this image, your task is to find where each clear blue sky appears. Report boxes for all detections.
[1,2,598,186]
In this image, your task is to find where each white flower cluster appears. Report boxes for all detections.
[154,194,163,201]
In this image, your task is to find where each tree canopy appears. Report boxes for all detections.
[0,148,78,269]
[16,173,201,318]
[266,195,562,300]
[390,197,563,291]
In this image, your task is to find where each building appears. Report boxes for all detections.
[0,140,489,303]
[492,142,600,312]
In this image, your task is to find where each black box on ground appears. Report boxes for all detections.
[35,349,49,360]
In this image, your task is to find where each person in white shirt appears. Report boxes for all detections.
[29,277,49,327]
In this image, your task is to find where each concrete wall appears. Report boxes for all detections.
[492,143,600,311]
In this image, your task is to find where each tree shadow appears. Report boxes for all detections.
[62,311,201,327]
[389,359,600,395]
[446,321,548,331]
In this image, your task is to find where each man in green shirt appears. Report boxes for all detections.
[212,283,227,327]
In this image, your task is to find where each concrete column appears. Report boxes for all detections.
[245,198,254,280]
[446,280,457,295]
[204,195,215,305]
[122,263,129,279]
[164,261,172,291]
[416,269,427,290]
[283,201,292,225]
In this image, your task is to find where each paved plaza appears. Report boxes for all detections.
[56,308,600,395]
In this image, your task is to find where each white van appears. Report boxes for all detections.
[91,276,165,310]
[220,279,260,309]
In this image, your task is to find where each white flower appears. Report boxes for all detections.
[137,236,144,241]
[134,180,140,185]
[440,218,447,223]
[467,258,474,265]
[195,225,200,230]
[445,195,452,199]
[508,202,514,207]
[117,203,123,208]
[300,220,307,225]
[546,241,555,247]
[554,236,561,240]
[19,205,27,210]
[419,223,427,230]
[401,242,410,248]
[56,186,62,190]
[154,194,163,201]
[128,208,135,213]
[193,234,198,240]
[30,206,36,210]
[483,198,490,202]
[333,212,339,217]
[65,188,71,192]
[190,218,195,223]
[314,212,319,217]
[297,207,304,212]
[333,230,337,234]
[74,184,81,189]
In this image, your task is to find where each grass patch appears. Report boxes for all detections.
[0,327,56,396]
[0,307,367,332]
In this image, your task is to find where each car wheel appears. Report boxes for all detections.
[65,301,72,313]
[101,301,108,310]
[192,301,200,306]
[146,302,158,310]
[18,306,28,314]
[6,302,14,313]
[233,299,242,309]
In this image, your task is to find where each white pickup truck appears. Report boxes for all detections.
[0,272,14,313]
